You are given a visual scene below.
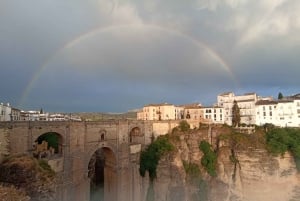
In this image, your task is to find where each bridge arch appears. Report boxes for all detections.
[87,143,118,201]
[33,132,64,159]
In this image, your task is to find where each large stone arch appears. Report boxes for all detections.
[86,142,118,201]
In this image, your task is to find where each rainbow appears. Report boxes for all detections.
[19,23,237,108]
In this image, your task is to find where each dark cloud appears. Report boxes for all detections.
[1,0,299,112]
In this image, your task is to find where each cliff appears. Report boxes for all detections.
[148,125,300,201]
[0,155,57,201]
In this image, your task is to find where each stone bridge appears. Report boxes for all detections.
[0,120,183,201]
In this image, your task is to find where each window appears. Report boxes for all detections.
[263,112,266,116]
[270,112,272,116]
[269,106,272,110]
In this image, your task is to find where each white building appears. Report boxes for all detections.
[255,94,300,127]
[0,103,12,121]
[20,110,43,121]
[11,108,21,121]
[255,100,278,126]
[201,106,224,124]
[217,92,260,125]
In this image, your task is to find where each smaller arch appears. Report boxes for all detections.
[129,127,144,144]
[33,132,63,159]
[99,129,107,141]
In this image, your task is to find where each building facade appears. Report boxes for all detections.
[183,103,203,120]
[217,92,260,125]
[0,103,12,121]
[255,94,300,127]
[137,103,184,121]
[201,106,224,124]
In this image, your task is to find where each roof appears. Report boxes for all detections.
[285,93,300,100]
[179,103,201,108]
[243,92,256,95]
[202,105,223,109]
[184,105,202,109]
[144,103,173,107]
[218,92,233,96]
[11,107,21,111]
[255,100,278,106]
[236,99,256,103]
[277,99,294,103]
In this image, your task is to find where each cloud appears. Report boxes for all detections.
[238,0,300,45]
[1,0,300,112]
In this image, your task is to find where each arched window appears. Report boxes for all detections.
[99,130,107,141]
[129,127,143,144]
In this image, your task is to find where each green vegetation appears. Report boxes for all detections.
[219,131,252,149]
[37,132,59,153]
[182,160,208,201]
[179,120,190,132]
[0,155,56,201]
[278,92,283,100]
[38,159,55,176]
[139,135,174,180]
[266,128,300,171]
[182,160,201,177]
[199,141,217,177]
[146,182,155,201]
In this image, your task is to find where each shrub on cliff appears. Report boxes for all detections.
[266,128,300,171]
[199,141,217,177]
[179,120,190,132]
[139,135,174,180]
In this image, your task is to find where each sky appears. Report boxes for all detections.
[1,0,300,112]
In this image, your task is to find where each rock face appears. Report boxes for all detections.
[148,127,300,201]
[216,147,300,201]
[0,155,57,201]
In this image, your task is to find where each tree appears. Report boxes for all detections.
[278,92,283,100]
[199,141,217,176]
[232,100,240,127]
[179,120,190,132]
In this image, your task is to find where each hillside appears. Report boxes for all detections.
[0,155,57,201]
